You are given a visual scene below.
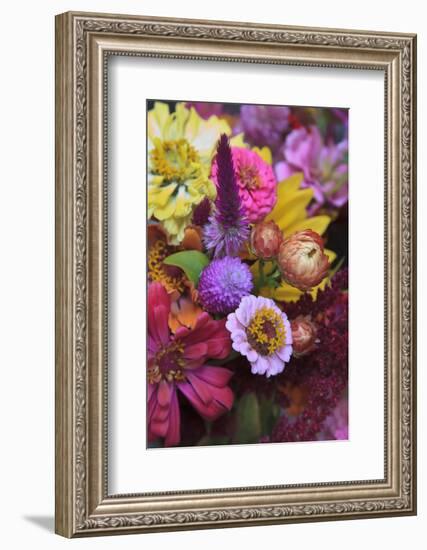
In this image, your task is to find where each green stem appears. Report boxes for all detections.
[258,259,266,288]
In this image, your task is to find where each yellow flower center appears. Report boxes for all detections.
[148,239,185,293]
[247,307,286,356]
[150,138,200,182]
[239,164,261,190]
[148,341,186,384]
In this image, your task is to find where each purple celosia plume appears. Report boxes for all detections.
[204,134,250,258]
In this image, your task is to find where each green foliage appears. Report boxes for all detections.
[259,396,281,436]
[163,250,210,286]
[233,392,262,444]
[254,260,281,293]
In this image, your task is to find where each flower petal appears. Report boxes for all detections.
[270,187,313,232]
[147,384,158,423]
[178,381,233,421]
[157,380,172,407]
[186,372,213,405]
[235,295,257,326]
[152,402,169,422]
[246,349,258,362]
[178,314,231,360]
[210,385,234,410]
[165,387,180,447]
[238,341,254,358]
[194,365,233,387]
[205,333,231,358]
[250,355,269,375]
[148,283,171,345]
[225,313,244,333]
[230,329,247,345]
[276,345,293,363]
[184,342,208,359]
[286,215,331,237]
[147,335,158,356]
[265,173,304,222]
[266,354,285,377]
[150,411,169,437]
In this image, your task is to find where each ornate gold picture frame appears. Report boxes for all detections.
[55,11,416,537]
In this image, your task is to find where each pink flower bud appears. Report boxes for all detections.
[291,315,318,357]
[278,229,330,291]
[250,220,282,259]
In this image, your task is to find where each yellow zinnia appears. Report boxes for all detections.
[148,102,231,244]
[251,172,337,302]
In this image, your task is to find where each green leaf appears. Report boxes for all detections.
[163,250,210,286]
[259,397,281,436]
[329,255,345,279]
[233,393,261,444]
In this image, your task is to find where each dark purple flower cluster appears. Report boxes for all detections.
[268,271,349,442]
[270,368,347,443]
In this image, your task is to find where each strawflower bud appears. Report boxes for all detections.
[250,220,282,259]
[278,229,330,291]
[291,315,318,357]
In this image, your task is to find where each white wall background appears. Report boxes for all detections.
[0,1,424,548]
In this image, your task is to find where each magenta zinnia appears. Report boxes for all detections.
[148,282,234,446]
[204,134,250,258]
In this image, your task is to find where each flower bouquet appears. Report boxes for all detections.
[147,100,348,448]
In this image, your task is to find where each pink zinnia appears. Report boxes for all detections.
[211,147,277,223]
[275,125,348,213]
[148,282,233,447]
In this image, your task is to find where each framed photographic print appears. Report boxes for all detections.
[55,11,417,537]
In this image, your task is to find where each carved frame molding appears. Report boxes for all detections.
[55,12,416,537]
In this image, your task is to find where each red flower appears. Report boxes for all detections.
[148,282,233,446]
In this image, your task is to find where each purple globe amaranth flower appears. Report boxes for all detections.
[236,104,290,160]
[275,125,348,214]
[198,257,253,315]
[204,134,250,258]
